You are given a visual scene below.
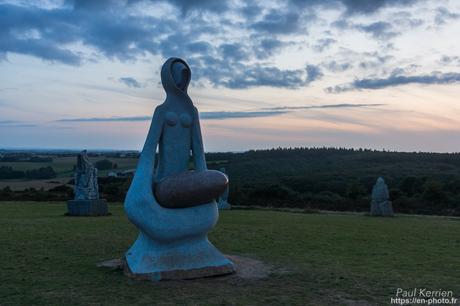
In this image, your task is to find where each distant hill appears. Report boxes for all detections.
[1,147,459,216]
[206,147,460,216]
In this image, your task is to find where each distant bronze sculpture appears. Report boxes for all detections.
[67,150,108,216]
[123,58,235,280]
[370,177,394,217]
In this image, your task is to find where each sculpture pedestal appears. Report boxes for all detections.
[67,199,109,216]
[124,232,235,281]
[370,200,394,217]
[124,259,235,281]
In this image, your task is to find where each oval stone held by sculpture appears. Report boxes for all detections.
[154,170,228,208]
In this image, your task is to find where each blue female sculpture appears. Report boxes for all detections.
[123,58,235,280]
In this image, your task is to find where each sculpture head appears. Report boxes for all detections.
[161,57,191,94]
[77,150,90,172]
[372,176,389,202]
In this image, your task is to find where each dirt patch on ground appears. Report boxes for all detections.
[225,255,271,280]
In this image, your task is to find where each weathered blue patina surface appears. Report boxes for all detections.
[67,150,108,216]
[123,58,235,280]
[370,177,394,217]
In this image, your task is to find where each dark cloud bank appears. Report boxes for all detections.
[327,72,460,93]
[119,77,143,88]
[1,0,459,91]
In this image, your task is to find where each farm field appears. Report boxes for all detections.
[0,156,138,190]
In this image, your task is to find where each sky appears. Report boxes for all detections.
[1,0,460,152]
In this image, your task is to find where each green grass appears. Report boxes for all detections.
[0,202,459,305]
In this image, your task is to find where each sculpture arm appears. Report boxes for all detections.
[126,106,163,203]
[124,106,169,240]
[191,107,207,172]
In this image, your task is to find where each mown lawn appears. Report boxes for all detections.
[0,202,459,305]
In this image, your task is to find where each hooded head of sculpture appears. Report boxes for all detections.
[377,177,385,185]
[77,150,91,172]
[161,57,191,96]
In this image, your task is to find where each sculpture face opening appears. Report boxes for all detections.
[171,61,189,91]
[123,57,235,280]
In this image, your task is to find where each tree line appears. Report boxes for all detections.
[1,147,459,216]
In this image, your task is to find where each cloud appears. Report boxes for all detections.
[56,111,288,122]
[435,7,460,25]
[56,103,384,123]
[251,10,301,34]
[312,38,336,52]
[306,65,323,83]
[1,0,453,92]
[356,21,399,39]
[119,77,143,88]
[217,64,322,89]
[264,103,385,110]
[290,0,415,15]
[338,0,416,15]
[163,0,229,13]
[440,55,460,65]
[57,116,151,122]
[0,120,36,127]
[0,120,18,124]
[0,3,160,64]
[323,60,352,72]
[200,111,287,119]
[219,43,250,62]
[254,38,287,59]
[326,71,460,92]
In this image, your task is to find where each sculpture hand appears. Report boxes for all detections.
[191,107,207,172]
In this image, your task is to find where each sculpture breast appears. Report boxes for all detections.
[165,111,178,126]
[179,113,192,127]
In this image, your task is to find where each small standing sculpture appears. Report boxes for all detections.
[67,150,108,216]
[370,177,394,217]
[123,58,235,280]
[74,150,99,200]
[218,168,231,210]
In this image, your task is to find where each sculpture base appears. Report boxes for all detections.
[124,232,235,281]
[67,199,109,216]
[124,260,235,281]
[370,200,394,217]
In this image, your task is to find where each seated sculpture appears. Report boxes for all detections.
[370,177,394,217]
[67,150,108,216]
[123,57,235,280]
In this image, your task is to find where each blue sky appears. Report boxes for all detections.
[1,0,460,152]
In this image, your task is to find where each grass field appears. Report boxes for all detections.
[0,202,459,305]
